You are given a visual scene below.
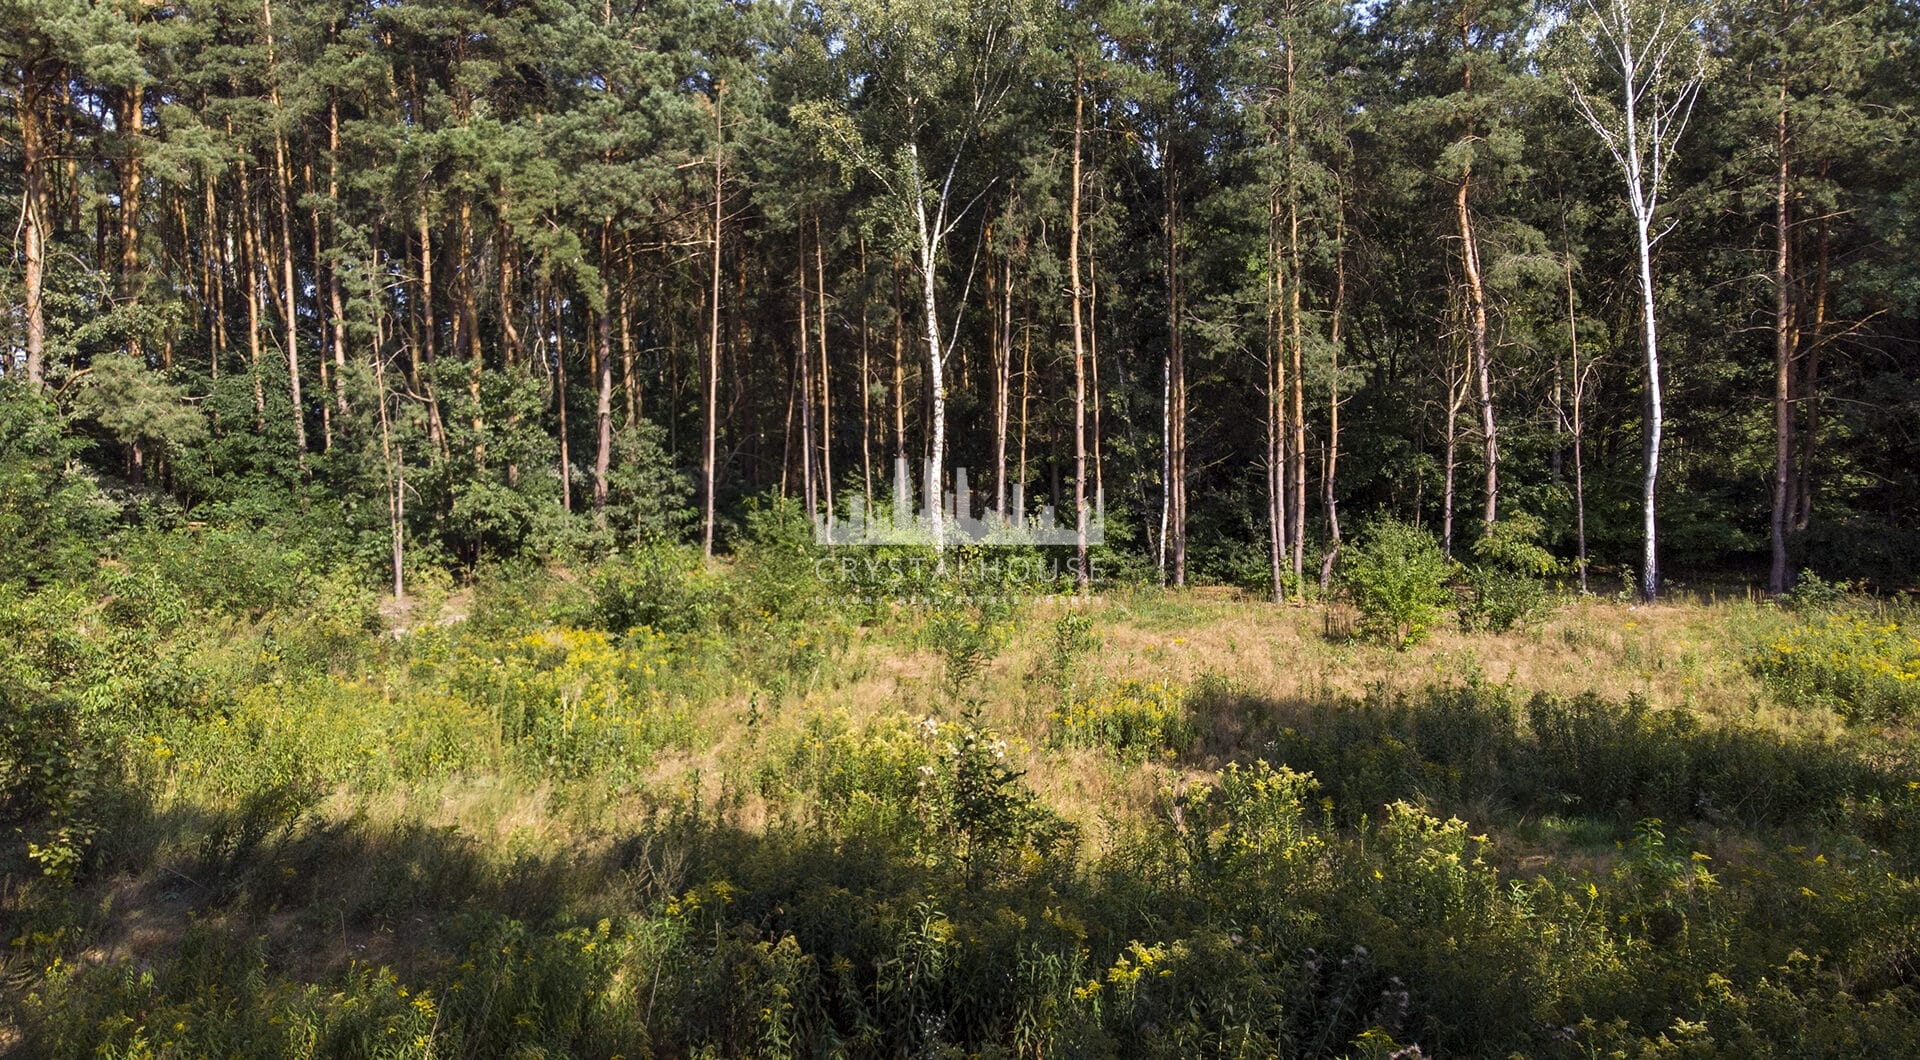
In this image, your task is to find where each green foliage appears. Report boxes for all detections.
[0,382,111,584]
[72,354,207,464]
[1051,679,1194,761]
[1458,514,1561,633]
[1341,518,1456,649]
[586,540,725,637]
[1783,567,1854,611]
[1752,613,1920,723]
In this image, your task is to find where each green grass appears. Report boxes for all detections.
[5,544,1920,1057]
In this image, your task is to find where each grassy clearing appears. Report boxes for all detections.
[3,538,1918,1057]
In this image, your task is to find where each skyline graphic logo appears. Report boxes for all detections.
[813,457,1105,547]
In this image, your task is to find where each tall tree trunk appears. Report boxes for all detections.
[119,83,144,362]
[1458,169,1496,530]
[1769,84,1794,595]
[1267,167,1288,605]
[1319,190,1347,592]
[798,244,818,525]
[594,275,613,520]
[460,200,483,463]
[238,164,268,430]
[815,213,834,527]
[1284,41,1308,597]
[20,78,48,385]
[704,87,725,555]
[328,98,349,425]
[893,258,907,470]
[264,0,307,463]
[907,141,947,548]
[1566,245,1591,595]
[417,202,446,455]
[1795,212,1828,532]
[557,310,572,513]
[1163,158,1186,586]
[1068,61,1089,588]
[860,234,873,512]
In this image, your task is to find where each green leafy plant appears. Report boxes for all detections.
[1457,514,1561,633]
[1341,519,1455,649]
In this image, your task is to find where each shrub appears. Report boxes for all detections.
[586,541,725,637]
[1457,514,1560,633]
[1341,519,1455,648]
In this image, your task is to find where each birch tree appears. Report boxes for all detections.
[1563,0,1704,602]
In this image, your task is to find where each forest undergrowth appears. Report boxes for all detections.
[3,521,1918,1058]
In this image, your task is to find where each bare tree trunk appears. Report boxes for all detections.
[239,164,268,430]
[815,212,834,527]
[1769,84,1794,595]
[1163,159,1187,586]
[557,314,572,513]
[18,78,48,385]
[264,0,307,463]
[417,202,446,455]
[893,258,907,470]
[1320,193,1346,592]
[1568,257,1591,596]
[1455,39,1496,532]
[328,98,349,424]
[704,87,724,555]
[119,84,144,362]
[907,141,947,547]
[1068,61,1090,587]
[798,243,818,525]
[1267,166,1287,604]
[860,234,873,511]
[594,273,614,520]
[990,236,1010,516]
[1795,212,1828,532]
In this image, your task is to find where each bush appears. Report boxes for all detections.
[1457,514,1560,633]
[586,541,726,637]
[1341,519,1455,649]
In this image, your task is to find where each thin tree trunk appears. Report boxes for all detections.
[1267,167,1287,605]
[557,309,572,513]
[1164,158,1186,586]
[704,87,724,555]
[1769,83,1794,595]
[1458,168,1496,530]
[815,212,834,527]
[1795,211,1828,532]
[798,243,818,525]
[1567,252,1591,595]
[594,271,614,519]
[893,257,907,470]
[907,141,947,547]
[1068,61,1089,587]
[328,97,349,425]
[119,84,144,362]
[239,164,268,430]
[265,0,307,462]
[19,77,48,385]
[1319,191,1346,592]
[859,233,873,512]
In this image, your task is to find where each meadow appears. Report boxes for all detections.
[3,519,1918,1057]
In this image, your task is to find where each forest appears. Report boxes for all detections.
[4,0,1920,1055]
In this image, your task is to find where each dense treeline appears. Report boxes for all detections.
[3,0,1917,591]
